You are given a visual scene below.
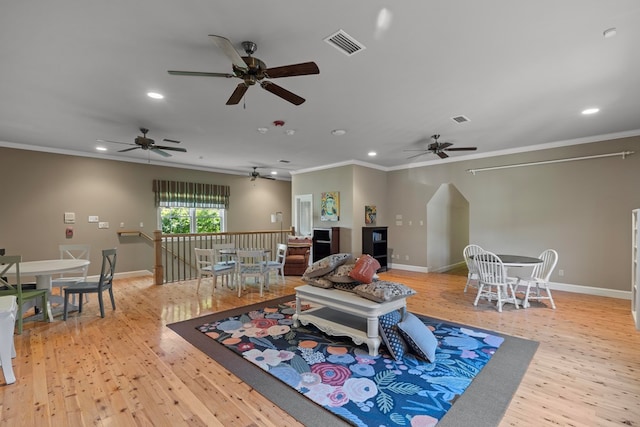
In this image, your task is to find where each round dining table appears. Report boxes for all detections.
[3,259,90,321]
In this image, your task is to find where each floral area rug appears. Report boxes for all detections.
[195,301,505,427]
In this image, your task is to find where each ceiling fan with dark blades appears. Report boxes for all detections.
[168,35,319,106]
[250,167,276,181]
[98,128,186,157]
[404,134,477,159]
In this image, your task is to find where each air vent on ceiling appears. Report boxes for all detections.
[451,115,471,124]
[324,30,366,56]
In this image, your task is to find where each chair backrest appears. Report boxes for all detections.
[275,244,287,265]
[194,248,214,273]
[533,249,558,282]
[58,244,91,279]
[97,249,117,290]
[0,255,22,295]
[237,250,266,274]
[474,251,508,285]
[463,244,484,274]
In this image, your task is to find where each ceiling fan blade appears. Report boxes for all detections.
[445,147,478,151]
[226,83,249,105]
[260,175,276,180]
[209,35,248,71]
[264,62,320,79]
[439,142,453,150]
[118,146,141,153]
[168,70,234,78]
[260,81,305,105]
[151,148,172,157]
[406,152,429,159]
[162,138,181,144]
[437,151,449,159]
[403,149,430,152]
[154,146,187,152]
[97,139,132,146]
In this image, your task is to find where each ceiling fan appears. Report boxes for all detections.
[168,35,319,106]
[250,167,275,181]
[98,128,187,157]
[405,134,477,159]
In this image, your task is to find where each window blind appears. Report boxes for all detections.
[153,179,230,209]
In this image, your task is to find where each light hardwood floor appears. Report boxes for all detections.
[1,270,639,426]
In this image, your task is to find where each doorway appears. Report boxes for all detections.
[294,194,313,236]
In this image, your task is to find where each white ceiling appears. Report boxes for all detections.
[2,1,640,179]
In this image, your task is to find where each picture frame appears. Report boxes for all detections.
[321,191,340,221]
[365,205,376,225]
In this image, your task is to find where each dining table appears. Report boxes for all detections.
[219,248,272,289]
[2,259,91,320]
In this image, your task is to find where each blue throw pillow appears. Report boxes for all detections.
[397,312,438,363]
[378,310,408,361]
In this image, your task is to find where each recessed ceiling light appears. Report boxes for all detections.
[271,171,278,175]
[96,146,107,152]
[368,151,377,157]
[582,108,600,115]
[257,127,268,134]
[147,92,164,99]
[284,129,295,136]
[603,28,617,38]
[331,129,347,136]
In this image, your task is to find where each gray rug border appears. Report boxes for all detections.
[168,296,538,427]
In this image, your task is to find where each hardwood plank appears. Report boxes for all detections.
[1,270,639,426]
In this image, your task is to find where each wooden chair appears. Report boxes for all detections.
[516,249,558,309]
[194,247,235,293]
[51,244,91,305]
[473,251,520,312]
[463,244,484,292]
[264,243,287,285]
[0,255,49,334]
[63,248,117,320]
[236,250,268,297]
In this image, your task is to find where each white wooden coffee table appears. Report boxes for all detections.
[292,285,408,356]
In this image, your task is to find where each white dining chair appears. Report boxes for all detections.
[473,251,520,312]
[264,243,287,285]
[463,244,484,293]
[0,295,17,384]
[194,248,235,293]
[51,244,91,305]
[516,249,558,309]
[236,250,269,297]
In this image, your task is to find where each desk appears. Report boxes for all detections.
[3,259,90,320]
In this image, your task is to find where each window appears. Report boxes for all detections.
[159,207,225,234]
[153,179,230,234]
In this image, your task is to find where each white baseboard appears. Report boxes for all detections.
[86,270,152,281]
[390,263,631,300]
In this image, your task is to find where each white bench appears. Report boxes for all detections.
[292,285,408,356]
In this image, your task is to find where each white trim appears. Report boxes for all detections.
[387,263,429,273]
[86,270,151,281]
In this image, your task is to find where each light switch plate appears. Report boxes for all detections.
[64,212,76,224]
[88,216,99,223]
[98,222,109,229]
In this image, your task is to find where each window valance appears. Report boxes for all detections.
[153,179,230,209]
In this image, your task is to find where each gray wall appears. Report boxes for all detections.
[293,136,640,292]
[0,147,292,276]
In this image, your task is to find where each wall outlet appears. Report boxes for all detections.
[88,216,99,223]
[405,255,409,261]
[98,222,109,229]
[558,269,564,276]
[139,222,144,227]
[120,222,125,228]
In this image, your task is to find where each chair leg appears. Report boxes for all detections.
[98,292,105,318]
[545,285,556,309]
[473,284,484,307]
[15,303,23,335]
[464,276,471,292]
[108,288,116,310]
[196,275,202,293]
[63,291,69,321]
[78,293,84,314]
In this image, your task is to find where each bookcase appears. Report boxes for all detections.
[362,226,388,272]
[312,227,340,262]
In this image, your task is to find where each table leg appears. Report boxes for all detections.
[0,308,17,384]
[293,295,301,327]
[365,316,381,356]
[35,275,54,322]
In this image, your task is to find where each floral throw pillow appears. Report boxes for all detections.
[327,264,357,283]
[303,276,334,289]
[378,309,408,361]
[354,281,417,303]
[397,312,438,363]
[303,253,353,278]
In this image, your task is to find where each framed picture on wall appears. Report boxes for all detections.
[321,191,339,221]
[365,205,376,225]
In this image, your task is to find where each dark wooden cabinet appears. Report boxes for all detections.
[312,227,340,262]
[362,226,388,272]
